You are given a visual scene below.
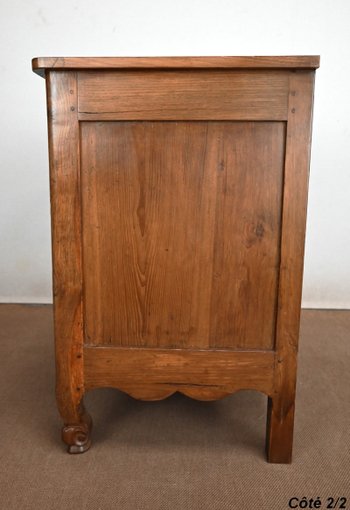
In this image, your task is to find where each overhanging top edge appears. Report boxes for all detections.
[32,56,320,77]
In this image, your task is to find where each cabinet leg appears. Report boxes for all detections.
[265,395,295,463]
[60,399,92,454]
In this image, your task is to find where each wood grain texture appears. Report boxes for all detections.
[83,347,275,399]
[32,56,320,77]
[81,121,285,350]
[46,71,92,452]
[77,70,289,120]
[266,71,316,463]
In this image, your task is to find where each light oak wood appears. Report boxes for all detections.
[81,121,284,350]
[77,70,289,120]
[33,56,318,462]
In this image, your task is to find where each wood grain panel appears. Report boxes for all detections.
[81,121,285,350]
[77,70,289,120]
[209,122,285,348]
[83,346,275,399]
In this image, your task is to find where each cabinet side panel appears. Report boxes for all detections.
[81,121,284,350]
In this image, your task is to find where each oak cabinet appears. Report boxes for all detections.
[32,56,319,462]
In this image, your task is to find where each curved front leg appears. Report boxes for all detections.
[46,70,92,454]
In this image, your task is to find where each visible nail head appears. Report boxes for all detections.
[70,106,75,111]
[69,89,74,94]
[76,387,81,391]
[77,354,82,359]
[291,108,296,113]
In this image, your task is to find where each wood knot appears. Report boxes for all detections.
[244,221,266,248]
[218,159,225,171]
[255,223,265,239]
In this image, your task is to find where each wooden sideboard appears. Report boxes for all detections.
[32,56,319,462]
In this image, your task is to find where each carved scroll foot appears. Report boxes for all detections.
[62,411,93,454]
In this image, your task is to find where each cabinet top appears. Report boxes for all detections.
[32,56,320,77]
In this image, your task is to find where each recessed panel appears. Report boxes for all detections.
[81,121,285,350]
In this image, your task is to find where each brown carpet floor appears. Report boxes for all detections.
[0,305,349,509]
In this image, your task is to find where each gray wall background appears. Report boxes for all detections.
[0,0,349,308]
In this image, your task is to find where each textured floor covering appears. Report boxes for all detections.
[0,305,349,510]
